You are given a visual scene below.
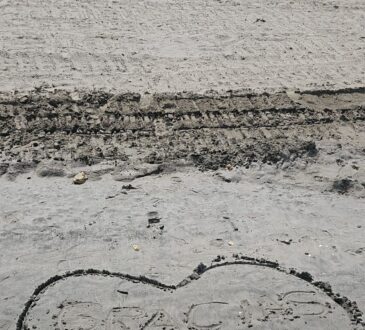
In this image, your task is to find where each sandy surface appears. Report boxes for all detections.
[1,0,365,329]
[1,0,364,93]
[0,88,364,330]
[0,167,365,329]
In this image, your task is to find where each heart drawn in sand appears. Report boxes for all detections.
[18,258,363,330]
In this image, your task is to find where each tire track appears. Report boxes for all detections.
[0,88,364,170]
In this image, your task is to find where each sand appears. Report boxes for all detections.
[1,167,365,329]
[0,0,365,329]
[0,0,364,93]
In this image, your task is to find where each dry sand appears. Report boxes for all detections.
[0,0,365,329]
[1,166,365,329]
[0,0,364,93]
[1,88,364,329]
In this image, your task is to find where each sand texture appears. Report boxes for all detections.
[1,169,365,329]
[0,0,364,93]
[0,0,365,329]
[1,87,365,329]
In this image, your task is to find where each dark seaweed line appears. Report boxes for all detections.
[16,257,364,330]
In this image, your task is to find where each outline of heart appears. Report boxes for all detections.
[16,255,363,329]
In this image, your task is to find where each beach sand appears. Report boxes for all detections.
[0,0,364,329]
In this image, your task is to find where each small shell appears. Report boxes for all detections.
[73,171,88,185]
[132,244,140,251]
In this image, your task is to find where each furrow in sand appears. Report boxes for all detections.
[0,88,364,171]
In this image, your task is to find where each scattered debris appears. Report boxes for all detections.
[122,184,137,190]
[277,239,293,245]
[148,218,160,224]
[147,211,161,224]
[117,290,129,295]
[132,244,140,251]
[73,171,88,185]
[146,211,164,238]
[228,241,234,246]
[213,255,226,262]
[332,178,354,194]
[194,262,207,275]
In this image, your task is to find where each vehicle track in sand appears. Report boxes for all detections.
[0,88,364,171]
